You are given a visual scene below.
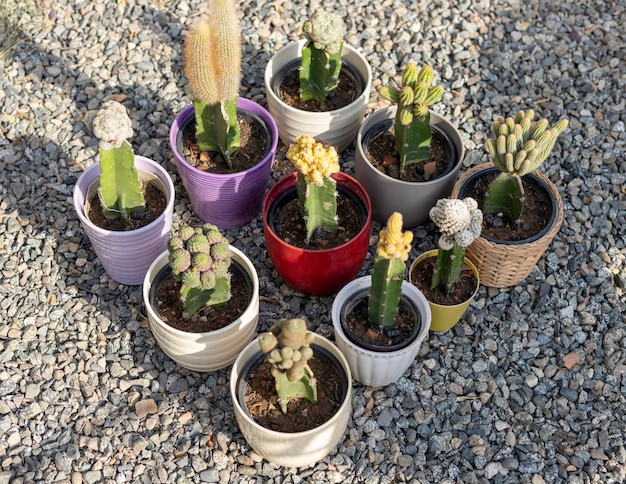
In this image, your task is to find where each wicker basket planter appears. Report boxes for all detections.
[451,163,563,288]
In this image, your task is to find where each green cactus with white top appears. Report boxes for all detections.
[300,9,345,105]
[258,318,317,414]
[483,110,569,228]
[183,0,241,169]
[429,198,482,295]
[368,213,413,329]
[92,100,145,221]
[378,63,445,178]
[286,135,340,242]
[167,223,231,318]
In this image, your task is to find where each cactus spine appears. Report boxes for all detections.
[167,223,231,318]
[379,63,444,178]
[300,9,345,105]
[368,213,413,328]
[429,198,482,295]
[92,100,145,221]
[286,135,340,242]
[183,0,242,169]
[258,318,317,414]
[483,110,568,227]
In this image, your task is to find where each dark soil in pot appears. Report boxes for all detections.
[461,169,555,243]
[340,288,421,351]
[410,256,477,306]
[238,344,348,433]
[87,179,167,231]
[149,260,252,333]
[273,59,363,112]
[363,121,456,182]
[178,110,270,174]
[268,186,368,250]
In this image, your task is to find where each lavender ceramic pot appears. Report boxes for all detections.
[73,156,175,285]
[169,98,278,229]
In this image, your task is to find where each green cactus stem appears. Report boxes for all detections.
[483,110,568,228]
[368,213,413,329]
[93,100,145,221]
[183,0,242,169]
[167,223,231,318]
[300,9,345,105]
[378,63,444,178]
[258,318,317,414]
[429,198,482,295]
[286,135,340,242]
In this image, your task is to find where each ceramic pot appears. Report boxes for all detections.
[331,276,431,387]
[264,40,372,152]
[354,107,464,227]
[262,172,372,297]
[451,163,563,288]
[73,156,175,285]
[143,247,259,372]
[409,250,480,332]
[230,333,352,468]
[169,98,278,229]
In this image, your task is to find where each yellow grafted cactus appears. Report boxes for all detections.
[376,212,413,261]
[287,135,341,242]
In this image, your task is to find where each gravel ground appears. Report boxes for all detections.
[1,0,625,483]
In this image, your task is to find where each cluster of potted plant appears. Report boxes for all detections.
[71,0,571,470]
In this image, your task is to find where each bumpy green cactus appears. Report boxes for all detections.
[429,198,482,295]
[368,213,413,328]
[299,9,345,105]
[483,110,569,228]
[286,135,340,242]
[183,0,242,169]
[92,100,145,221]
[167,223,231,318]
[258,318,317,414]
[378,63,445,178]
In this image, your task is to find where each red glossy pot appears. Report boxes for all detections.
[262,172,372,297]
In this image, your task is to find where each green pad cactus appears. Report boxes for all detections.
[429,198,482,295]
[286,135,340,242]
[300,9,345,105]
[368,213,413,328]
[378,63,444,178]
[93,100,145,221]
[483,110,568,228]
[167,223,231,318]
[183,0,242,169]
[258,318,317,414]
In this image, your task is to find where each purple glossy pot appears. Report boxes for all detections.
[73,156,175,285]
[169,98,278,229]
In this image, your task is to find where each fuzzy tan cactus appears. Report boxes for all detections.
[183,0,242,168]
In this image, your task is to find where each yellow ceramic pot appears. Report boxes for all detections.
[409,249,480,332]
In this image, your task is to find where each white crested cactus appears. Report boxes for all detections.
[429,198,482,295]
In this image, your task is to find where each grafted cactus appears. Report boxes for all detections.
[183,0,242,169]
[483,110,568,227]
[299,9,345,105]
[93,100,145,221]
[379,63,445,178]
[368,212,413,328]
[429,198,482,295]
[258,318,317,414]
[167,223,231,318]
[286,135,340,242]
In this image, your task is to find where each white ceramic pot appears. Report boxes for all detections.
[143,247,259,372]
[264,40,372,152]
[230,333,352,468]
[331,276,431,387]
